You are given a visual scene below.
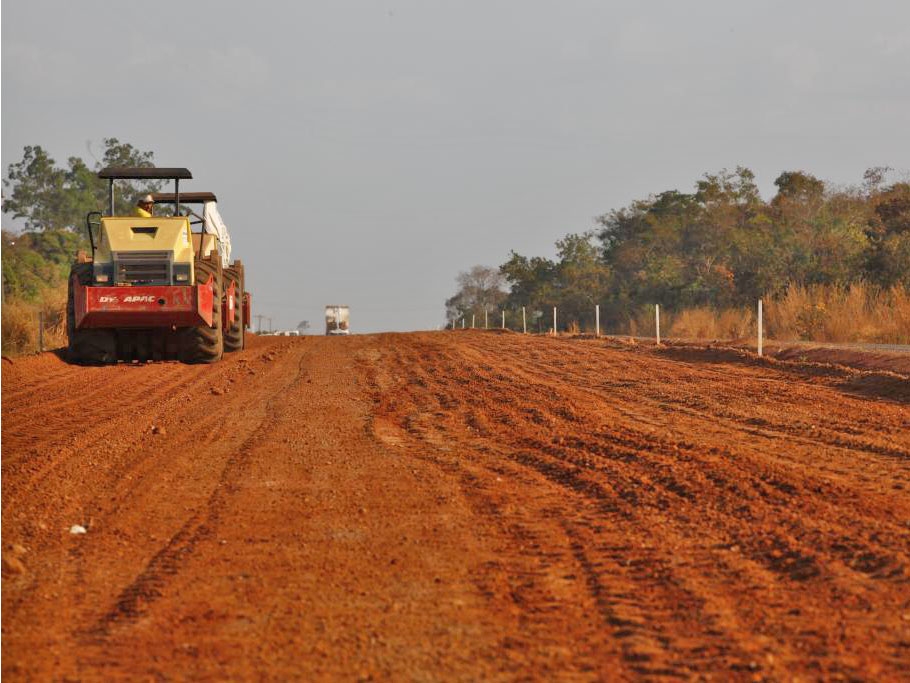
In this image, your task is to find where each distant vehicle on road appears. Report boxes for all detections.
[325,305,350,335]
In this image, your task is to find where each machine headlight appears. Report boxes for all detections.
[173,263,191,284]
[93,263,113,284]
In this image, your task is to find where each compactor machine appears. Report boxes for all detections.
[66,167,250,363]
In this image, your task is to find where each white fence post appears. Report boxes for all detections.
[757,299,763,357]
[462,317,465,329]
[471,313,475,329]
[484,309,488,329]
[655,304,661,345]
[595,304,600,338]
[553,307,557,336]
[502,310,505,329]
[522,307,527,334]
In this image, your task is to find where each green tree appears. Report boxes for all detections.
[773,170,825,204]
[551,233,610,329]
[445,265,507,326]
[2,146,67,232]
[1,229,84,300]
[597,190,704,315]
[769,171,871,287]
[500,252,557,308]
[864,182,910,287]
[1,139,162,305]
[2,138,161,234]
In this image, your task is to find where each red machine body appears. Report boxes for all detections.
[242,292,251,329]
[224,278,236,328]
[73,274,215,330]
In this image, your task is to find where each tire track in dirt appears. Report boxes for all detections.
[2,338,303,668]
[367,331,910,679]
[89,349,310,637]
[488,336,910,465]
[364,339,758,676]
[1,342,294,519]
[3,363,229,517]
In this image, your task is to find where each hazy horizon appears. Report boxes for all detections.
[4,0,909,332]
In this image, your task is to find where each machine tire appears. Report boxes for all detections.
[223,266,244,352]
[66,262,116,364]
[177,259,223,363]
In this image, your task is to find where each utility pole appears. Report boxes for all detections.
[255,314,265,333]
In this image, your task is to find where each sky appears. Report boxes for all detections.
[3,0,909,332]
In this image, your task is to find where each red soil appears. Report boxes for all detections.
[3,332,908,679]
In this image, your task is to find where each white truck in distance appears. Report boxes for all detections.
[325,305,350,335]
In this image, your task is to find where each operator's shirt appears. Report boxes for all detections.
[133,207,153,218]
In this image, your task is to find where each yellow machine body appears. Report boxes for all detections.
[92,217,196,285]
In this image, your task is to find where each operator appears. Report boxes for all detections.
[133,194,155,218]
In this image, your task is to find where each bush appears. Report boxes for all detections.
[668,308,714,339]
[668,307,753,340]
[766,283,910,343]
[653,283,910,344]
[1,298,39,355]
[627,306,655,338]
[1,283,68,355]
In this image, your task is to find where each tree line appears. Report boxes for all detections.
[447,167,910,331]
[2,139,160,302]
[1,139,163,354]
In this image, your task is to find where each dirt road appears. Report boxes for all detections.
[3,332,909,680]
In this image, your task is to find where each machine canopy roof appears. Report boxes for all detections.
[97,167,192,180]
[152,192,217,204]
